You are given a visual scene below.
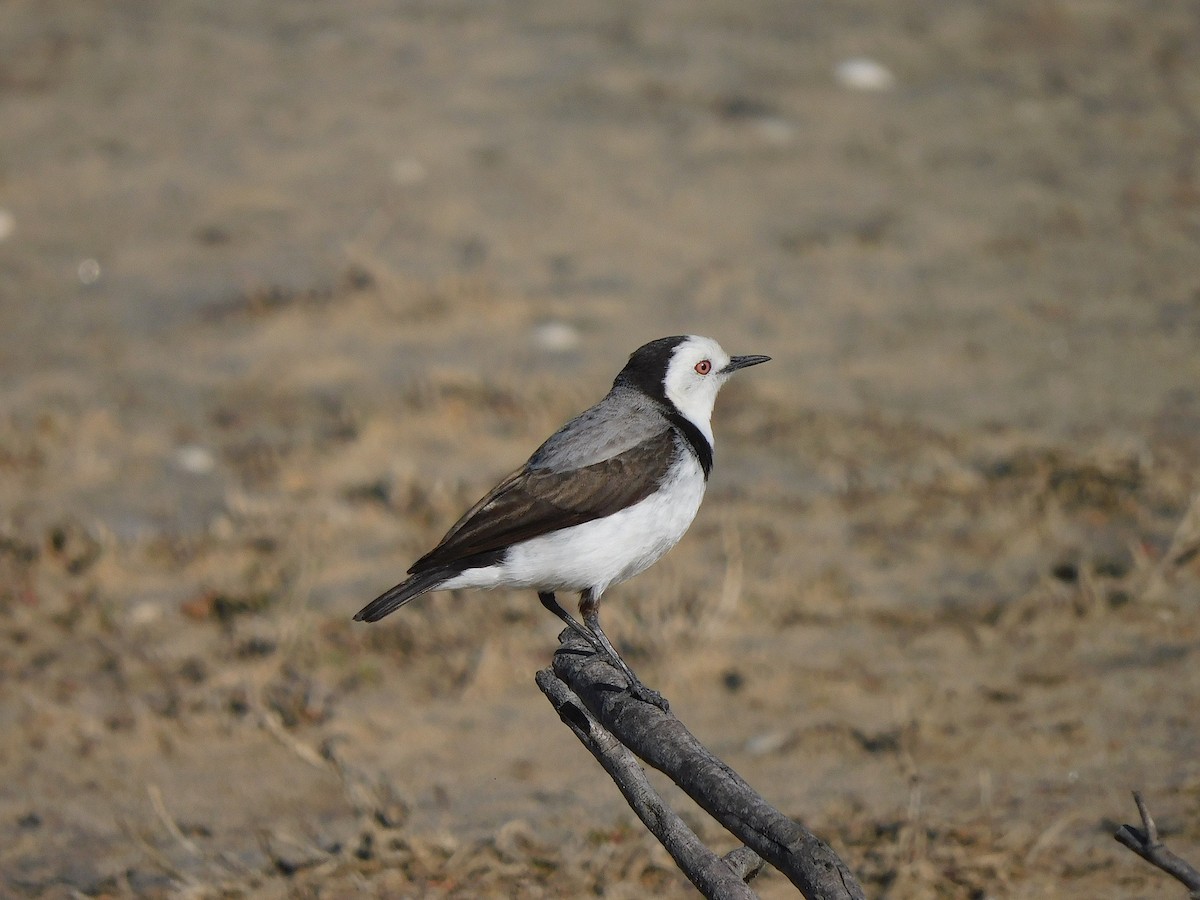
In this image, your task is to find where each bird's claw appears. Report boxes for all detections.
[625,676,670,711]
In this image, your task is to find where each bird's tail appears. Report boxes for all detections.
[354,568,451,622]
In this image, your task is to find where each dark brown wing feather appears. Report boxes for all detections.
[408,429,678,573]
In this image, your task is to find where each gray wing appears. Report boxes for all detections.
[408,425,679,574]
[526,386,669,472]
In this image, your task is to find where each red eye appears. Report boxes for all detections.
[694,360,712,375]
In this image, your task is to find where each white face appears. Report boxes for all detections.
[662,336,734,437]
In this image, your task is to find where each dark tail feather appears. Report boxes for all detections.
[354,568,451,622]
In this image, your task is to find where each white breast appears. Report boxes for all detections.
[447,452,707,597]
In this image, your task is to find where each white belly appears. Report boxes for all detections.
[444,454,707,597]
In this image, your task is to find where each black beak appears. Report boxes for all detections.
[722,354,771,374]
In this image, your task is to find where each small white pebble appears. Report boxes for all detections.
[128,601,163,626]
[78,258,101,285]
[834,57,896,92]
[0,209,15,241]
[210,514,236,540]
[175,444,216,474]
[531,321,581,353]
[744,731,791,756]
[754,117,796,144]
[390,157,427,186]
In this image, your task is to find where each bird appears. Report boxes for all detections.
[354,335,769,707]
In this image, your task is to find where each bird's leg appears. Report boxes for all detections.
[580,589,669,711]
[539,591,607,656]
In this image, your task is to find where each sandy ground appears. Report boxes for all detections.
[2,1,1200,897]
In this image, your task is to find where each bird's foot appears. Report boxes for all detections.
[625,677,670,712]
[605,653,669,711]
[543,592,672,711]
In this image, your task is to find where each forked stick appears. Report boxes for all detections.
[537,631,865,900]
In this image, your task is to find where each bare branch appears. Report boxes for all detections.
[544,633,866,900]
[537,668,761,899]
[1114,791,1200,897]
[723,845,767,883]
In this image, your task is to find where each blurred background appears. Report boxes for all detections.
[2,2,1198,896]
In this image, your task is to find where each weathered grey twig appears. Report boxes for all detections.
[541,632,865,900]
[538,669,761,899]
[1114,791,1200,898]
[723,845,768,883]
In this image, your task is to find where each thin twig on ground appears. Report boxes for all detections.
[148,784,204,861]
[1142,491,1200,601]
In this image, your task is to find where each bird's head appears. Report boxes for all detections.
[616,335,770,436]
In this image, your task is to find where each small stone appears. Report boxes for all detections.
[174,444,215,475]
[834,57,896,91]
[531,321,580,352]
